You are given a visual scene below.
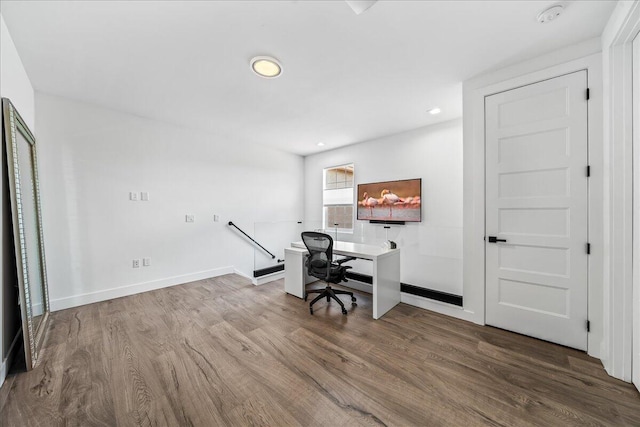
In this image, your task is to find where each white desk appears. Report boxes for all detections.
[284,241,401,319]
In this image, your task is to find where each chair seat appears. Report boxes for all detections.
[307,263,350,284]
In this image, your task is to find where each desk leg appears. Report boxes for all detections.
[284,250,305,299]
[372,252,401,319]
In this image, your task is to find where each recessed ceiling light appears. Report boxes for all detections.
[317,142,325,147]
[428,107,441,115]
[250,56,282,78]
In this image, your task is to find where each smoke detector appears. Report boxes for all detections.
[537,5,564,24]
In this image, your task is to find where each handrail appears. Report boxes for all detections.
[227,221,276,259]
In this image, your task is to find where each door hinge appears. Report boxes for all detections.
[586,165,591,177]
[586,88,590,100]
[586,243,591,254]
[586,320,590,332]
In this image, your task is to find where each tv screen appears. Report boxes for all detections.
[357,178,422,222]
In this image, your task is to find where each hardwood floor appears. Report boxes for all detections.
[0,274,638,426]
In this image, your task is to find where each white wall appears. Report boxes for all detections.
[600,0,640,382]
[462,39,604,359]
[304,119,463,296]
[0,13,35,387]
[35,92,304,310]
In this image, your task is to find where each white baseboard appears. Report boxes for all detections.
[1,328,22,388]
[401,293,480,324]
[46,265,480,328]
[233,268,253,281]
[252,271,285,286]
[50,266,235,311]
[0,358,6,389]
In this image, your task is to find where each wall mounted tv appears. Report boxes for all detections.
[357,178,422,223]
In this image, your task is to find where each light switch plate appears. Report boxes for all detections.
[214,214,219,222]
[143,257,151,267]
[141,192,149,201]
[185,215,195,223]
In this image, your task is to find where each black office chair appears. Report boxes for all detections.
[301,231,357,315]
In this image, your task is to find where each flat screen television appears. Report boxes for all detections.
[357,178,422,222]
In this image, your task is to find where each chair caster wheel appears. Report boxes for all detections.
[310,307,313,315]
[342,309,348,315]
[352,302,357,307]
[351,297,357,302]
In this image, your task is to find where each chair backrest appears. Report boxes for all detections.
[301,231,333,280]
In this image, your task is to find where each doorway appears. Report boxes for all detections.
[485,71,589,350]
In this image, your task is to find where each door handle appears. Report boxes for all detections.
[487,236,507,243]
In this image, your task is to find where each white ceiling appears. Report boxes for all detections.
[1,1,615,156]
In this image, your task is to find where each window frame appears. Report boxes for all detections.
[322,163,355,233]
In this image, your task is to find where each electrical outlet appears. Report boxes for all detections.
[185,215,195,223]
[141,192,150,201]
[129,192,139,201]
[132,259,140,268]
[143,257,151,267]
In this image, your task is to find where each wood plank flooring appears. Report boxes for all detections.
[0,274,638,426]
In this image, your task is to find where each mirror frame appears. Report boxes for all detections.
[2,98,50,369]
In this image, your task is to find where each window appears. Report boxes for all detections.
[323,164,354,231]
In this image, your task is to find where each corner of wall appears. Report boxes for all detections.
[0,11,35,389]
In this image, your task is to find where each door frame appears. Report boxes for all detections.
[463,52,604,359]
[633,31,639,392]
[483,70,590,351]
[601,1,640,382]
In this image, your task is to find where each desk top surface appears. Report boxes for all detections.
[291,240,398,259]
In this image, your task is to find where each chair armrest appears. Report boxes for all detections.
[335,256,356,265]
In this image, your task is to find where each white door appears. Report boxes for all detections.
[632,33,640,392]
[485,71,589,350]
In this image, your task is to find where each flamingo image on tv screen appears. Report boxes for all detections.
[357,178,422,222]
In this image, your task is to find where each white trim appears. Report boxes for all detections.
[463,52,604,358]
[632,31,640,391]
[602,1,638,48]
[233,268,253,281]
[0,360,5,389]
[252,270,285,286]
[401,293,478,323]
[600,0,640,382]
[49,266,234,311]
[0,328,22,388]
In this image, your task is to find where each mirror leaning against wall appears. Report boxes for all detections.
[2,98,51,369]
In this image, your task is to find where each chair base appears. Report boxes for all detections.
[305,285,357,315]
